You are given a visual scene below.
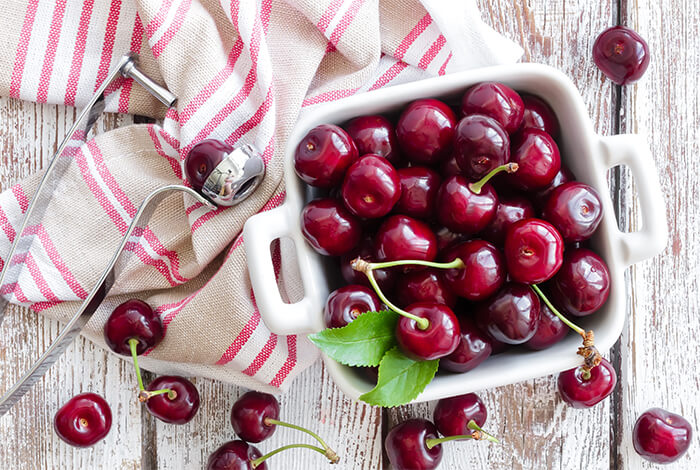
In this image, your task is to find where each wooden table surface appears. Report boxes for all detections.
[1,1,698,469]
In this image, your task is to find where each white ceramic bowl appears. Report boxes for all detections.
[243,63,667,403]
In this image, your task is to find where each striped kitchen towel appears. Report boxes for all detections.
[0,0,522,392]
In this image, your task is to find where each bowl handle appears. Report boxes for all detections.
[598,134,668,266]
[243,203,325,335]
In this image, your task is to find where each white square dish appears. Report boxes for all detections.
[243,63,667,403]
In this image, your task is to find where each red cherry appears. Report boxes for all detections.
[436,175,498,234]
[104,299,163,356]
[442,240,505,301]
[524,301,569,350]
[542,182,603,243]
[433,225,469,254]
[439,153,463,178]
[394,166,441,220]
[145,376,200,424]
[633,408,693,464]
[207,440,267,470]
[441,315,492,373]
[344,115,401,165]
[324,285,382,328]
[340,236,396,292]
[460,82,524,133]
[301,198,362,256]
[396,303,460,360]
[54,393,112,447]
[593,26,650,86]
[184,139,231,191]
[396,99,456,165]
[375,215,437,263]
[480,195,536,246]
[394,269,456,308]
[385,419,443,470]
[508,129,561,191]
[433,393,487,437]
[475,282,540,345]
[518,94,559,138]
[550,248,610,317]
[504,218,564,284]
[230,391,279,443]
[341,155,401,218]
[454,114,510,181]
[558,357,617,408]
[294,124,358,188]
[533,165,575,208]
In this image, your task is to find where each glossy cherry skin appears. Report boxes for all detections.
[454,114,510,180]
[394,166,441,220]
[396,303,460,360]
[344,114,401,165]
[375,215,438,263]
[519,94,559,138]
[533,165,575,208]
[633,408,693,464]
[230,391,279,443]
[104,299,163,356]
[504,218,564,284]
[476,282,541,344]
[433,393,487,437]
[54,393,112,447]
[481,195,536,246]
[542,182,603,243]
[340,236,396,292]
[439,153,463,178]
[301,198,362,256]
[385,419,443,470]
[341,155,401,218]
[524,301,569,350]
[185,139,231,191]
[461,82,524,134]
[394,269,456,308]
[294,124,358,188]
[508,129,561,191]
[207,440,267,470]
[436,175,498,234]
[324,285,382,328]
[145,376,200,424]
[593,26,650,86]
[396,99,456,165]
[441,315,492,373]
[551,248,610,317]
[558,357,617,408]
[442,240,505,301]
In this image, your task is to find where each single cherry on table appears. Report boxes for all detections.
[633,408,693,464]
[54,393,112,447]
[385,418,443,470]
[593,26,650,86]
[433,393,487,437]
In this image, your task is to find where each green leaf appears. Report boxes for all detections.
[308,310,399,367]
[359,347,439,408]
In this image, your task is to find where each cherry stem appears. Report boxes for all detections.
[368,268,428,330]
[251,443,339,468]
[365,258,465,272]
[128,338,145,392]
[264,418,335,454]
[469,162,519,194]
[530,284,585,336]
[139,388,177,402]
[425,420,499,449]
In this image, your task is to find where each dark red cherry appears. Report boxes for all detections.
[185,139,231,191]
[104,299,163,356]
[593,26,650,86]
[301,198,362,256]
[550,248,610,317]
[542,182,603,243]
[519,95,559,138]
[207,440,266,470]
[633,408,693,464]
[481,195,536,246]
[441,315,492,373]
[145,376,200,424]
[385,419,442,470]
[341,155,401,218]
[230,391,279,443]
[433,393,487,437]
[524,301,569,350]
[375,215,437,263]
[433,225,468,254]
[442,240,505,301]
[340,236,396,292]
[54,393,112,447]
[294,124,358,188]
[475,282,540,344]
[558,357,617,408]
[396,99,456,165]
[324,285,382,328]
[394,166,441,220]
[396,303,460,360]
[436,175,497,234]
[344,115,401,165]
[460,82,524,134]
[533,165,575,208]
[439,153,463,178]
[504,218,564,284]
[394,269,456,308]
[480,328,510,355]
[454,115,510,181]
[508,129,561,191]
